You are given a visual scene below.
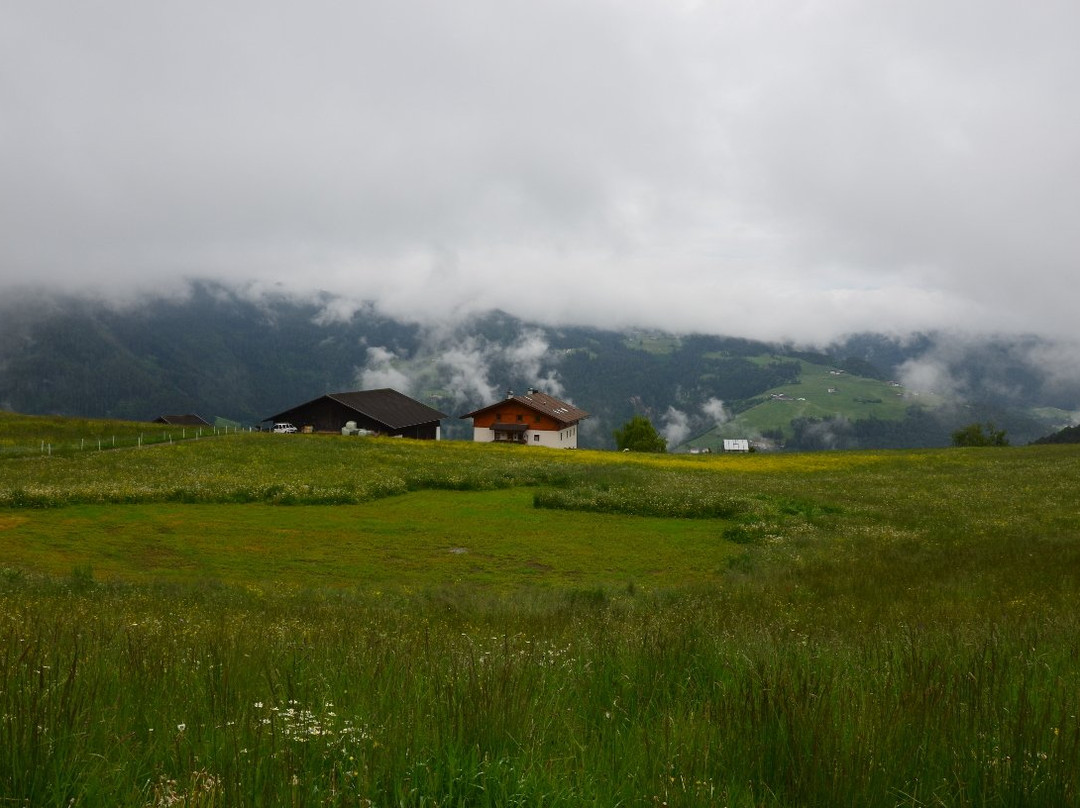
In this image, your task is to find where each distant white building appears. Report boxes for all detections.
[723,439,750,452]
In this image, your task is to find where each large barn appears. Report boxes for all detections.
[263,389,448,439]
[461,388,588,448]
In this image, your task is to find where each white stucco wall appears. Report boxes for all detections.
[473,426,579,448]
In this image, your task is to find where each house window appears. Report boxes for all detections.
[534,414,541,422]
[516,414,523,422]
[534,434,540,442]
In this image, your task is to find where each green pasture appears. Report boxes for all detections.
[1,419,1079,806]
[0,410,225,457]
[0,491,740,591]
[700,357,943,441]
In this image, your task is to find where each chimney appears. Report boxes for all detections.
[506,389,514,399]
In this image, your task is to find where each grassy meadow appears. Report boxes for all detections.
[704,358,945,442]
[1,420,1079,806]
[0,411,226,459]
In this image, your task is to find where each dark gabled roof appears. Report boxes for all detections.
[326,389,448,429]
[461,390,589,426]
[154,414,211,426]
[265,388,448,430]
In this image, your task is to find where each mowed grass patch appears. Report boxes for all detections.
[0,489,740,592]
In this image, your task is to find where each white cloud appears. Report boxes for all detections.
[2,0,1079,343]
[701,398,729,426]
[352,321,568,408]
[358,347,414,394]
[897,356,963,400]
[661,407,692,449]
[438,337,500,407]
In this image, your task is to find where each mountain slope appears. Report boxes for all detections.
[0,283,1075,449]
[685,359,914,444]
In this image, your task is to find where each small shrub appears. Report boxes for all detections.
[952,421,1009,447]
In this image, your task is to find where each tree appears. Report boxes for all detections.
[951,421,1009,447]
[613,415,667,452]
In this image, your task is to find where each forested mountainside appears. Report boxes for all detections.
[0,282,1075,449]
[1031,424,1080,444]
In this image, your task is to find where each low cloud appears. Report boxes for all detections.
[653,399,732,450]
[358,346,414,394]
[897,356,965,400]
[505,329,568,400]
[439,336,500,406]
[701,397,729,426]
[661,406,692,448]
[797,417,853,451]
[356,321,568,410]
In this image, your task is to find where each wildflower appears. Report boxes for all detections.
[177,723,186,732]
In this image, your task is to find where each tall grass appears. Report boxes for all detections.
[1,575,1077,807]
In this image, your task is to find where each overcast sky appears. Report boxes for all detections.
[2,0,1078,344]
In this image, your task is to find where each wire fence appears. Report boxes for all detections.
[0,425,254,459]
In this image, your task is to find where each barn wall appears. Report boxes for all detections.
[278,399,374,433]
[392,422,441,440]
[276,398,441,438]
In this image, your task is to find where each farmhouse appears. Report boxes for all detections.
[461,388,588,448]
[263,388,448,439]
[723,439,750,453]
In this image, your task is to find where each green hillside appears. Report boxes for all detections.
[685,356,941,449]
[0,410,240,461]
[2,425,1079,805]
[3,286,1077,448]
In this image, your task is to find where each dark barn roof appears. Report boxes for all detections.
[153,414,212,426]
[322,389,448,430]
[264,388,448,435]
